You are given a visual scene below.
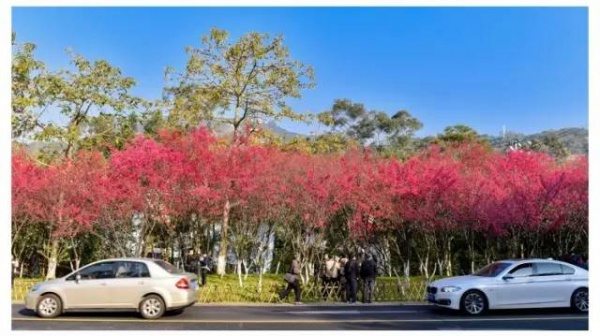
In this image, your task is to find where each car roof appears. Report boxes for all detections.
[94,257,163,263]
[497,258,564,264]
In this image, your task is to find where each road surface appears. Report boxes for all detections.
[11,303,588,330]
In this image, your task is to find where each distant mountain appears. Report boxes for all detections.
[484,127,588,155]
[261,121,304,139]
[204,119,304,140]
[15,124,588,157]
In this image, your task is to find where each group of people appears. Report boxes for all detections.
[279,252,379,305]
[560,253,588,270]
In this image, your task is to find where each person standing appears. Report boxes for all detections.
[360,253,377,303]
[338,257,348,302]
[280,253,302,304]
[321,254,335,300]
[345,254,359,304]
[199,254,211,287]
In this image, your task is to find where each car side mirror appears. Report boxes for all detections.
[75,274,81,283]
[502,274,514,281]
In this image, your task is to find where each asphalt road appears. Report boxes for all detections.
[11,303,588,330]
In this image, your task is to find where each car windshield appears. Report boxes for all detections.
[473,262,511,277]
[153,260,183,274]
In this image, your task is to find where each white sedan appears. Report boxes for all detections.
[426,258,588,315]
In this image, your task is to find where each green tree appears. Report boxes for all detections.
[11,32,51,138]
[33,50,145,160]
[317,100,422,155]
[431,124,489,148]
[384,110,424,158]
[164,28,315,138]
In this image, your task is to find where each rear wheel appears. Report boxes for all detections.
[460,290,487,316]
[36,294,62,318]
[571,288,588,313]
[139,295,166,319]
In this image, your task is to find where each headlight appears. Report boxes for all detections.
[30,284,41,292]
[440,286,461,293]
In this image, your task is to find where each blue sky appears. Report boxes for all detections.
[12,7,588,137]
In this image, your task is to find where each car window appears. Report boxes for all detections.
[473,262,511,277]
[68,261,117,280]
[154,260,184,274]
[533,262,563,276]
[560,264,575,275]
[115,261,151,278]
[509,263,534,277]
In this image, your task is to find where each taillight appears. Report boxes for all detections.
[175,278,190,289]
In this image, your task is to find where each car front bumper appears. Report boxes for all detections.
[25,291,41,311]
[426,291,462,310]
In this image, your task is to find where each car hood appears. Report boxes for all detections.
[36,278,63,288]
[430,275,490,288]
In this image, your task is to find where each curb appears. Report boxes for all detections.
[193,302,429,307]
[12,300,428,307]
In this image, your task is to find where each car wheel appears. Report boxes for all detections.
[139,295,166,320]
[36,294,62,318]
[461,290,487,316]
[571,288,588,313]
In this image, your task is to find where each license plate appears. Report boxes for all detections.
[427,293,436,302]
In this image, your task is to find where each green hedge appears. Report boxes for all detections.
[12,275,432,303]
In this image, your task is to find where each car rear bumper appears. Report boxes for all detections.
[169,289,199,310]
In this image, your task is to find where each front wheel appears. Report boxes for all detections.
[571,288,588,313]
[36,294,62,318]
[460,290,487,316]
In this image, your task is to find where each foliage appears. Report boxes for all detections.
[164,28,315,136]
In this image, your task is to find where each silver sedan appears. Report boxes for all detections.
[25,258,199,319]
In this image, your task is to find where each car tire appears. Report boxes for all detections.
[571,288,588,313]
[36,293,62,318]
[460,290,487,316]
[139,294,166,320]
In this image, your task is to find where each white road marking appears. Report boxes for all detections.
[289,310,418,315]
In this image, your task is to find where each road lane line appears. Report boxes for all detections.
[288,310,418,315]
[11,316,588,324]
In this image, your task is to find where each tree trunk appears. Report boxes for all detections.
[243,259,249,280]
[445,238,453,276]
[46,238,60,280]
[217,199,231,275]
[237,261,243,287]
[135,216,147,258]
[258,266,263,294]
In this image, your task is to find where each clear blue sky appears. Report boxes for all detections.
[12,7,588,137]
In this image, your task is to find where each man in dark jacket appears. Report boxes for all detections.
[360,253,377,303]
[280,253,302,304]
[199,254,212,287]
[344,254,359,304]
